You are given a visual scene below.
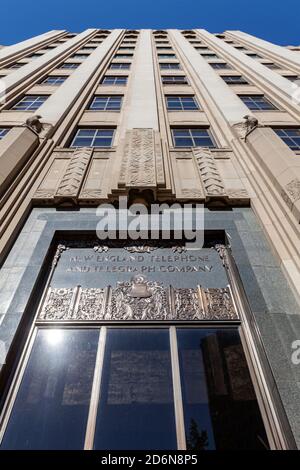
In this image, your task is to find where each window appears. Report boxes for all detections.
[158,54,176,59]
[122,41,136,45]
[210,63,232,69]
[166,96,200,111]
[71,128,115,147]
[201,53,219,59]
[89,95,122,111]
[93,329,177,450]
[156,46,172,50]
[221,75,249,84]
[82,46,97,50]
[172,128,216,147]
[118,46,135,50]
[41,76,66,85]
[283,76,300,82]
[162,75,188,85]
[28,53,43,59]
[239,94,278,110]
[114,54,133,59]
[274,128,300,150]
[11,95,48,111]
[59,63,79,69]
[8,63,23,69]
[234,46,246,50]
[160,63,180,70]
[0,326,267,450]
[0,329,99,450]
[109,63,131,70]
[155,41,169,45]
[264,63,280,69]
[195,47,211,52]
[246,53,263,59]
[0,128,9,140]
[71,54,89,60]
[101,76,128,85]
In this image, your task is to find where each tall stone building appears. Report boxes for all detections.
[0,28,300,450]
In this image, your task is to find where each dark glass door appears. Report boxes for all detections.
[177,328,269,450]
[0,329,99,450]
[93,329,177,450]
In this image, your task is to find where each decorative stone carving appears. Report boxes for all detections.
[154,131,165,186]
[38,280,239,322]
[172,288,203,320]
[107,276,171,320]
[121,129,157,187]
[92,240,187,253]
[124,245,158,253]
[214,244,230,270]
[25,115,43,134]
[39,287,76,320]
[231,121,247,139]
[180,188,203,198]
[75,288,106,320]
[80,189,104,199]
[284,178,300,203]
[193,148,225,196]
[52,244,69,267]
[94,245,109,253]
[232,116,259,140]
[227,188,249,199]
[55,147,93,200]
[202,287,237,320]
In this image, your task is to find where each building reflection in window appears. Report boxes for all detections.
[0,329,99,450]
[177,329,269,450]
[93,329,177,450]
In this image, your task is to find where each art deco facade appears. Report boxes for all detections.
[0,28,300,450]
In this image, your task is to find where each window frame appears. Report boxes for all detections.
[70,127,116,148]
[166,95,201,111]
[101,75,128,86]
[88,95,123,112]
[10,95,49,111]
[0,128,9,140]
[238,94,279,111]
[171,127,217,148]
[273,128,300,151]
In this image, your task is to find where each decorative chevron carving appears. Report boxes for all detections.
[55,147,93,200]
[122,129,157,187]
[193,148,225,196]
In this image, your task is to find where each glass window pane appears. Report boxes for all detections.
[93,329,177,450]
[0,329,99,450]
[77,129,95,137]
[72,137,92,147]
[193,137,214,147]
[93,138,112,147]
[177,329,269,450]
[174,137,193,147]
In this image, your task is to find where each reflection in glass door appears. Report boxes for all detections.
[0,327,270,450]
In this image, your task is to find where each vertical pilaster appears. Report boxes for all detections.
[3,29,97,94]
[36,30,123,132]
[196,30,300,118]
[226,30,300,71]
[0,30,65,63]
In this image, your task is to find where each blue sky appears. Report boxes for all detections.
[0,0,299,46]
